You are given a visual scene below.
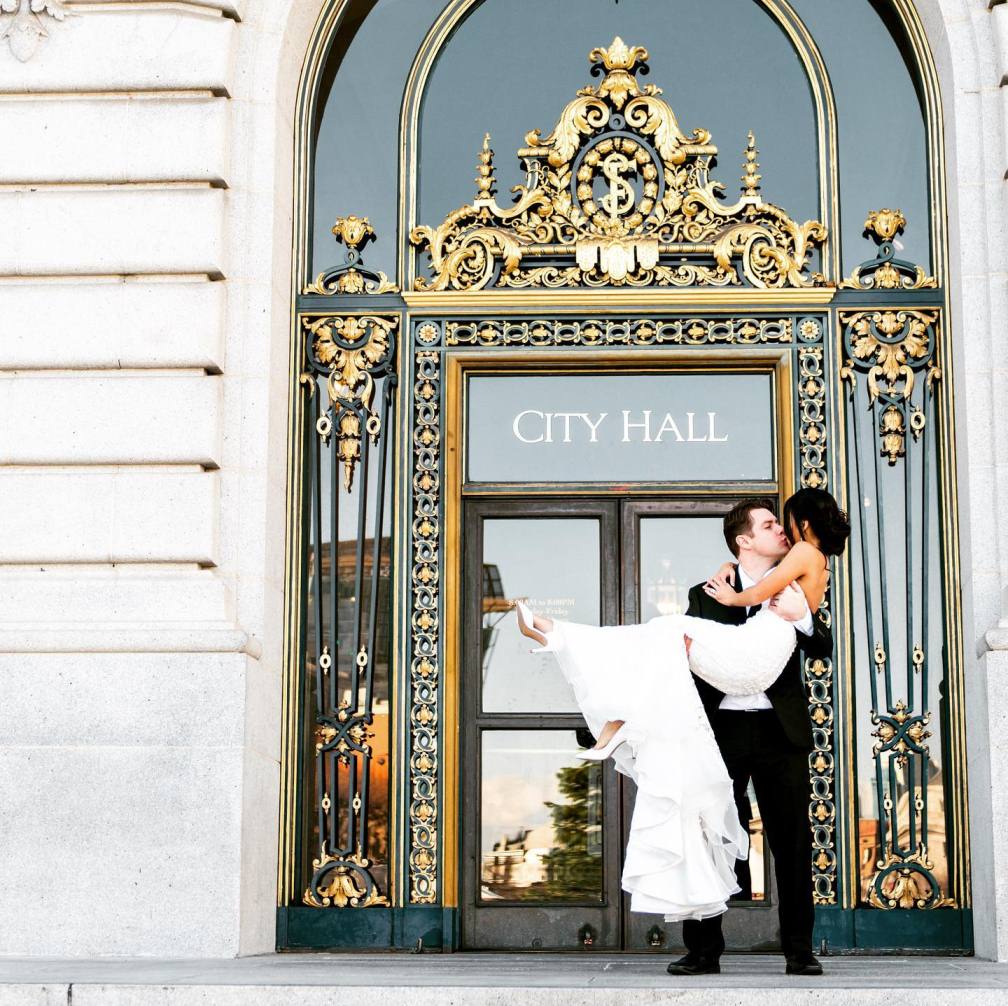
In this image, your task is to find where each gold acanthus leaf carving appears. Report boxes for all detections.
[411,38,828,292]
[841,310,939,404]
[303,847,389,909]
[304,315,397,491]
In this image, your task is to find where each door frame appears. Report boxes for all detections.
[442,347,797,930]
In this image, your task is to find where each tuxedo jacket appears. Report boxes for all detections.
[685,570,834,750]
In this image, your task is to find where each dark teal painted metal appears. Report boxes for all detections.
[278,907,448,951]
[814,908,970,953]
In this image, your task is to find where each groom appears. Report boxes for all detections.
[669,497,833,978]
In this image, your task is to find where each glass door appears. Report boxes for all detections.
[620,500,781,953]
[460,499,623,950]
[461,496,783,951]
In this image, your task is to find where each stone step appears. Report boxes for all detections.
[2,953,1007,1004]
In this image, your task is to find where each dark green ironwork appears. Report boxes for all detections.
[297,255,399,909]
[841,239,951,912]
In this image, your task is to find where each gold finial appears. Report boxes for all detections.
[475,133,496,202]
[864,208,906,244]
[331,215,375,252]
[741,131,761,197]
[587,37,651,109]
[589,36,649,73]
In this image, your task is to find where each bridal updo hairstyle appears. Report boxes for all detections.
[782,488,850,557]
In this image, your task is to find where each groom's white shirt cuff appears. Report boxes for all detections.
[718,562,813,711]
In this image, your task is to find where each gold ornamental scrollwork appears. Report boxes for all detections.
[868,847,956,911]
[409,351,441,904]
[303,314,398,491]
[304,846,390,909]
[411,37,829,292]
[839,309,940,466]
[798,336,828,491]
[796,314,836,905]
[305,215,398,295]
[841,210,937,291]
[445,316,792,348]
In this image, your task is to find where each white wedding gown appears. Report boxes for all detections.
[534,609,797,922]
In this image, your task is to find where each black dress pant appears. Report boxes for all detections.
[682,709,814,961]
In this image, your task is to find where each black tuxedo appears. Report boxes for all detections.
[681,568,833,963]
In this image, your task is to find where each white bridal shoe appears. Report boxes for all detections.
[514,599,547,646]
[576,724,629,761]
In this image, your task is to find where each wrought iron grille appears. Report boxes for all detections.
[299,310,399,909]
[839,213,955,910]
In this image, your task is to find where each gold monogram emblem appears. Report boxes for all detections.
[600,152,637,221]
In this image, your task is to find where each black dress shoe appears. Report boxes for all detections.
[667,955,720,975]
[785,955,823,976]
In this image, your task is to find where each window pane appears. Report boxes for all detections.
[312,0,445,277]
[480,730,604,902]
[467,373,776,485]
[790,0,932,273]
[845,358,950,908]
[303,375,395,896]
[480,519,600,713]
[638,516,730,618]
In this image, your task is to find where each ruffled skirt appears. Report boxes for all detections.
[536,611,796,921]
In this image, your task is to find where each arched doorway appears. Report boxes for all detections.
[278,0,968,954]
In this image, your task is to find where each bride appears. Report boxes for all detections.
[515,487,849,923]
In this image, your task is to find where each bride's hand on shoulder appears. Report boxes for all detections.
[701,561,737,604]
[710,561,736,588]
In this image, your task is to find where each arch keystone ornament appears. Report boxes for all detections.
[411,37,829,291]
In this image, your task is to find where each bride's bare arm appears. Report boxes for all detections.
[705,541,820,608]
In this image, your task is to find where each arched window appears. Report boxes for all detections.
[279,0,966,954]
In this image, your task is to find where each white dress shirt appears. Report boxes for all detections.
[718,562,815,711]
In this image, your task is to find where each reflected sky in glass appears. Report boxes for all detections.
[790,0,931,272]
[312,0,933,281]
[312,0,445,277]
[419,0,818,243]
[481,519,600,713]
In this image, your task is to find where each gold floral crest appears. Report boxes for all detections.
[411,37,828,291]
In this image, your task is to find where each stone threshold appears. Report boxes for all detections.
[1,953,1007,1003]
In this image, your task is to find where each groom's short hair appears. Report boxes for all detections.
[724,497,777,557]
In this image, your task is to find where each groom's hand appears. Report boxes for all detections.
[769,582,810,622]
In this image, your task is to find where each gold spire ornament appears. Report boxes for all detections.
[741,131,762,197]
[474,133,497,202]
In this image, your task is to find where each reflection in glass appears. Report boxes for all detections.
[730,781,769,904]
[303,376,395,895]
[481,519,600,713]
[846,358,950,907]
[420,0,819,270]
[480,731,603,902]
[638,516,733,620]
